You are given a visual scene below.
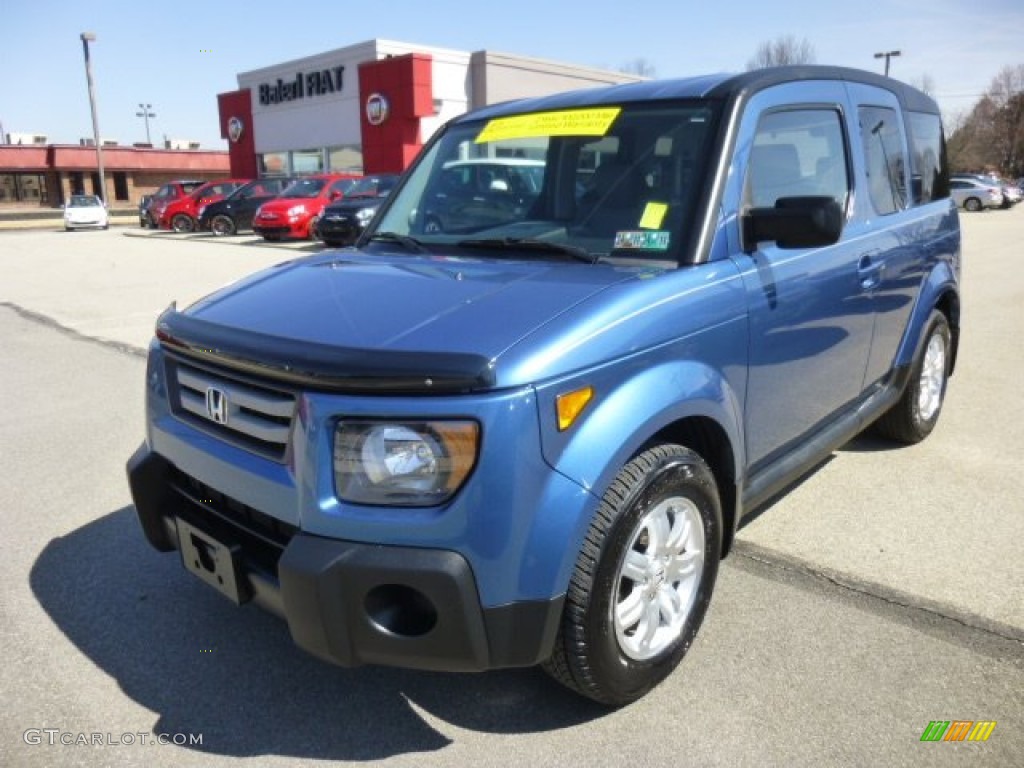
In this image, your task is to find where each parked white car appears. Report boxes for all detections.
[949,179,1003,212]
[63,195,109,231]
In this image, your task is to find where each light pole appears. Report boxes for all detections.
[874,50,901,77]
[80,32,106,203]
[136,103,156,145]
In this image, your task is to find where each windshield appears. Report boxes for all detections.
[68,195,100,207]
[373,101,719,263]
[346,175,397,198]
[280,178,327,198]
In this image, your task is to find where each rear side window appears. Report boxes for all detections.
[906,111,949,204]
[859,106,907,215]
[745,109,850,210]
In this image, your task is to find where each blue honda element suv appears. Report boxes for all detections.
[128,66,960,705]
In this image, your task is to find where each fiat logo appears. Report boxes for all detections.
[227,116,244,143]
[365,93,390,126]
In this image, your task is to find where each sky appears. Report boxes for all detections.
[1,0,1021,149]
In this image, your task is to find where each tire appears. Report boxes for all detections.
[874,310,951,444]
[963,197,982,212]
[308,216,321,241]
[171,214,195,233]
[211,214,236,237]
[544,444,722,706]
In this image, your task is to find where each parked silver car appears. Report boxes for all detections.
[949,178,1003,212]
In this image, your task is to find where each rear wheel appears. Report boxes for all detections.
[963,197,982,212]
[171,213,195,233]
[874,310,951,444]
[544,444,721,706]
[210,215,236,237]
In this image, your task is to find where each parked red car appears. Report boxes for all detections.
[252,174,360,240]
[141,179,204,228]
[157,179,249,232]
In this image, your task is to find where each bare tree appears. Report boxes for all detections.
[912,74,936,98]
[745,36,816,70]
[619,58,656,78]
[987,65,1024,175]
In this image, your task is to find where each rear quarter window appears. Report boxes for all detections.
[906,111,949,204]
[859,106,908,215]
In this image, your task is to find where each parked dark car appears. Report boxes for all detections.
[318,174,400,247]
[197,177,296,236]
[138,195,153,228]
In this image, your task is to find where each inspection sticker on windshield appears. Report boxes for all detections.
[614,231,671,251]
[639,202,669,229]
[475,108,621,143]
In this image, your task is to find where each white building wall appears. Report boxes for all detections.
[237,40,378,155]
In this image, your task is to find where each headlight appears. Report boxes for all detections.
[334,420,479,506]
[355,207,376,225]
[287,204,307,217]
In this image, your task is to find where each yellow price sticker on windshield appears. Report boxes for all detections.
[639,202,668,229]
[475,108,621,143]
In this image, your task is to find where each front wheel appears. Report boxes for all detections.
[544,444,721,706]
[210,214,236,236]
[171,214,195,233]
[963,197,982,212]
[874,310,951,444]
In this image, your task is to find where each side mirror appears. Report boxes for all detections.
[329,190,342,201]
[742,196,843,253]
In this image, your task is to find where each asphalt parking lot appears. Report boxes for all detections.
[1,211,1022,766]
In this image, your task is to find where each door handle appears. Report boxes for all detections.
[857,253,885,291]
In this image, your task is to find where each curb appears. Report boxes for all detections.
[731,539,1024,643]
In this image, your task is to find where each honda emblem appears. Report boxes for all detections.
[205,387,228,425]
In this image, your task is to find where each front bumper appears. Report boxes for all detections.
[126,445,563,672]
[253,223,297,239]
[318,216,361,244]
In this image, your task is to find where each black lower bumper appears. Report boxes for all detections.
[126,445,563,672]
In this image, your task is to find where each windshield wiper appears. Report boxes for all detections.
[455,237,598,264]
[367,232,429,253]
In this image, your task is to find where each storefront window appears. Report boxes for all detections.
[291,149,324,175]
[328,145,363,173]
[258,152,288,176]
[0,173,48,203]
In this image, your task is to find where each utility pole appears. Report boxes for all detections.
[136,103,156,145]
[873,50,902,77]
[80,32,106,203]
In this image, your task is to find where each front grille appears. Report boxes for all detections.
[167,356,296,461]
[169,469,298,574]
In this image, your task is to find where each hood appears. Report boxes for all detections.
[258,196,318,213]
[165,251,648,392]
[324,198,382,215]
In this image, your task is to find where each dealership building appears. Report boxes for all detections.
[217,39,640,179]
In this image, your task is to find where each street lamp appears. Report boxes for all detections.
[874,50,901,77]
[80,32,106,204]
[136,103,156,145]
